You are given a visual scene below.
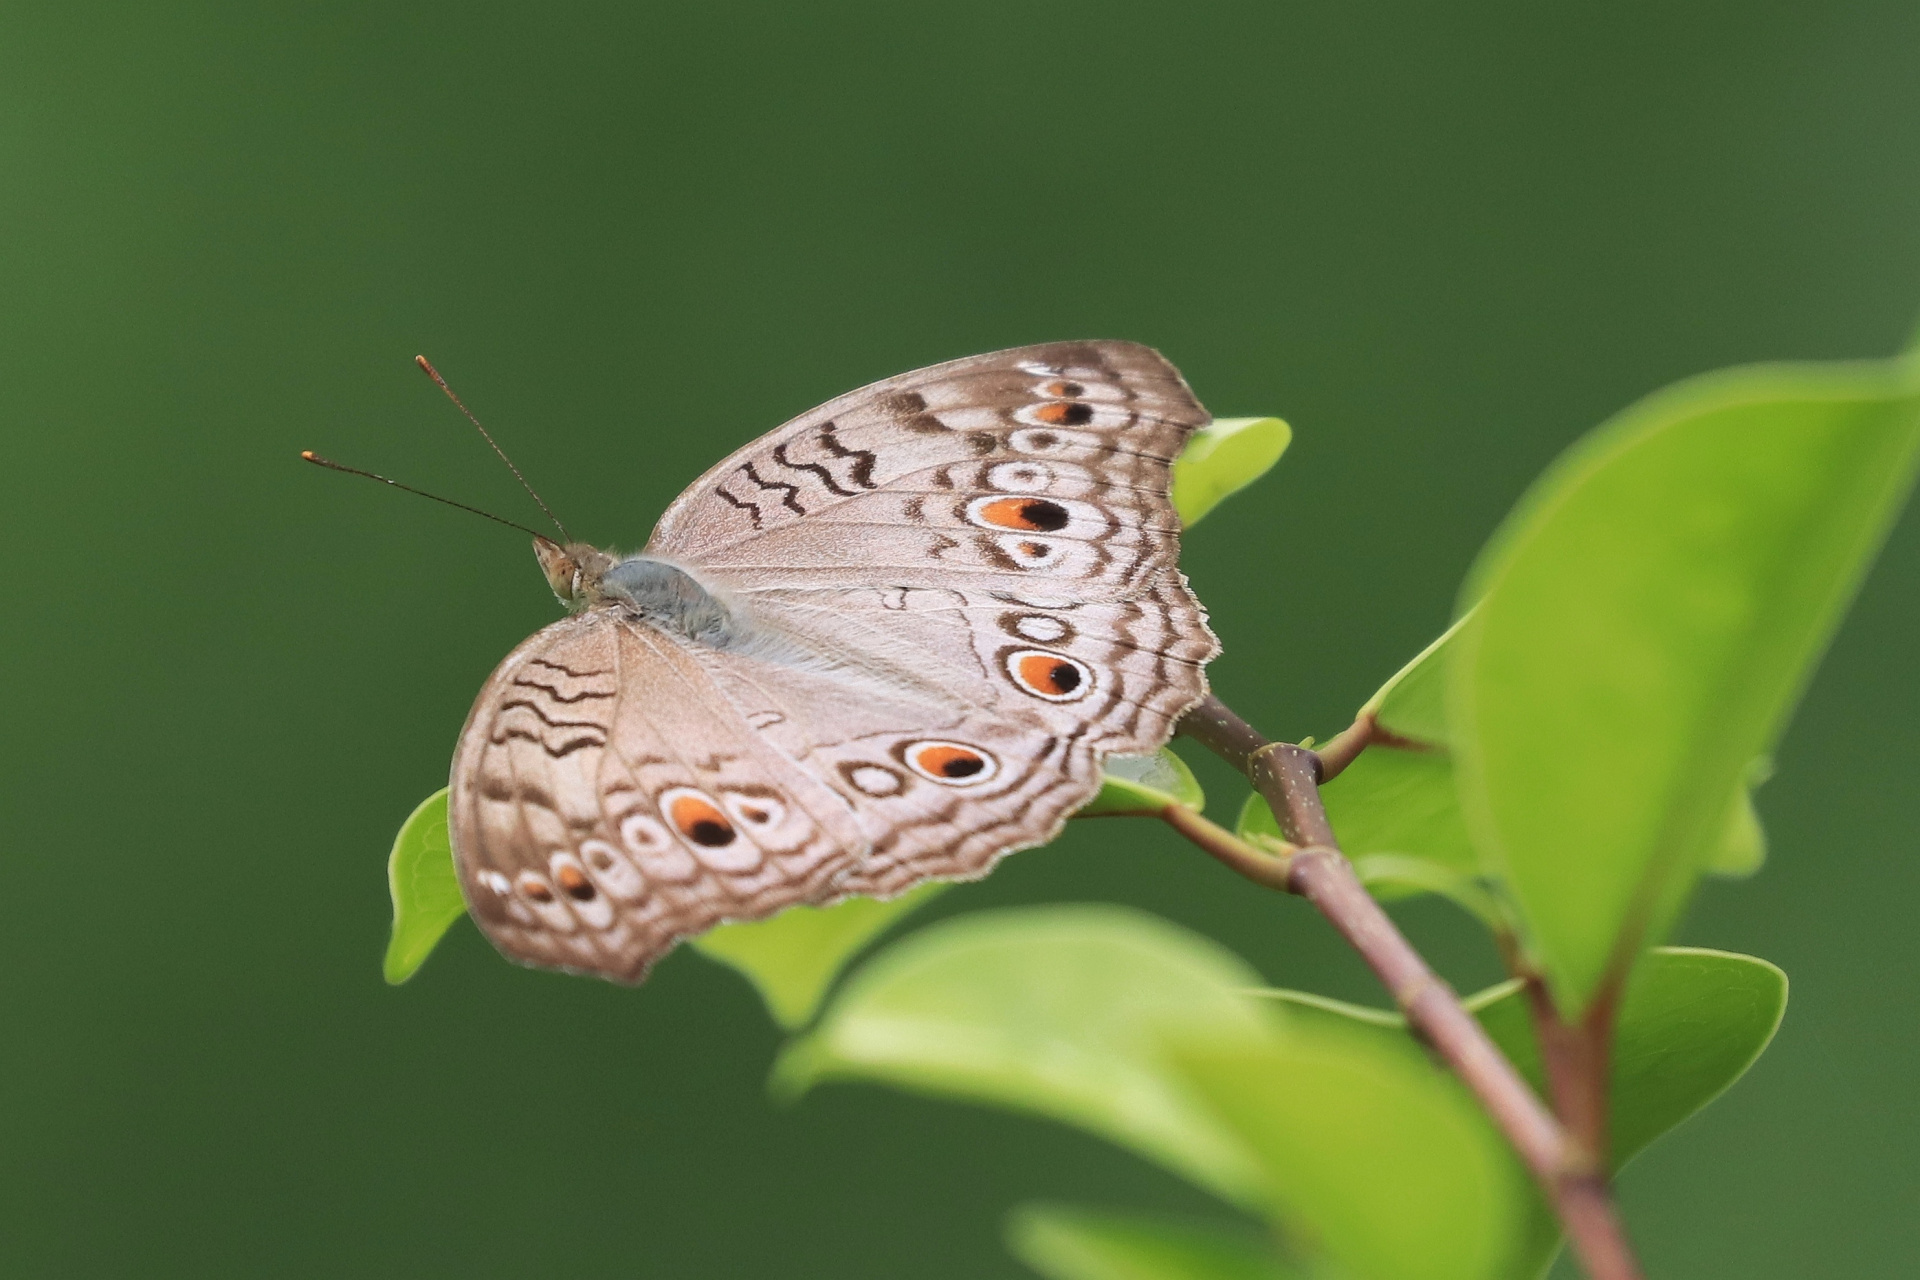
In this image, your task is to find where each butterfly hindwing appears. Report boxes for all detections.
[448,611,868,982]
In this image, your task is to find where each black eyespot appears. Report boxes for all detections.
[1048,661,1082,692]
[942,755,984,778]
[689,820,734,847]
[1059,402,1094,425]
[1019,500,1070,531]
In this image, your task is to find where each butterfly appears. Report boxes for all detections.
[448,341,1219,982]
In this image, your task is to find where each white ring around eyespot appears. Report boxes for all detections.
[620,810,697,881]
[722,791,786,830]
[513,872,579,932]
[659,786,764,873]
[992,534,1068,569]
[985,461,1056,492]
[548,852,615,927]
[847,765,904,797]
[902,740,1001,786]
[965,493,1078,535]
[579,838,648,902]
[1010,613,1070,643]
[1008,427,1098,454]
[1004,649,1095,703]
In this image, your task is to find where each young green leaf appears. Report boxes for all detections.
[1361,612,1472,747]
[1236,616,1487,913]
[1171,1025,1526,1280]
[1173,417,1292,527]
[1080,748,1206,817]
[1250,947,1787,1278]
[690,882,947,1029]
[1475,946,1787,1168]
[1007,1204,1298,1280]
[1451,359,1920,1011]
[1251,946,1786,1174]
[1704,758,1771,878]
[383,788,465,985]
[775,905,1277,1206]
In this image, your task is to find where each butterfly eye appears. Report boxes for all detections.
[1006,649,1093,702]
[904,741,1000,785]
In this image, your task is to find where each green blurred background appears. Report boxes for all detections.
[4,2,1918,1275]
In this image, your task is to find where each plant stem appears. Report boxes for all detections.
[1158,802,1294,891]
[1177,695,1644,1280]
[1524,976,1621,1168]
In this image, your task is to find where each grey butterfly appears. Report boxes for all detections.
[450,341,1220,982]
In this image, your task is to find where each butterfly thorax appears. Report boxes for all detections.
[533,536,737,647]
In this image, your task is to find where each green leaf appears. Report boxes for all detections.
[691,882,947,1029]
[1251,947,1788,1279]
[1237,752,1495,921]
[1172,1025,1525,1280]
[1080,748,1205,817]
[383,788,465,985]
[1255,945,1786,1173]
[1362,612,1473,747]
[1007,1204,1297,1280]
[1451,359,1920,1011]
[1320,750,1478,880]
[1236,616,1492,917]
[1174,417,1292,527]
[775,905,1276,1205]
[1474,946,1787,1169]
[1705,757,1771,878]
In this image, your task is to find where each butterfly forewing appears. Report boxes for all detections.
[649,341,1218,896]
[646,341,1205,601]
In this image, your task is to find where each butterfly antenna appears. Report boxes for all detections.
[415,354,572,543]
[300,451,554,541]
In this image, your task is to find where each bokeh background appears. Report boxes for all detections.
[4,3,1918,1276]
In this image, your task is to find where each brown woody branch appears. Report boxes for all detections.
[1175,695,1644,1280]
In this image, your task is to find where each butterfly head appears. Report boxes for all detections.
[533,536,615,612]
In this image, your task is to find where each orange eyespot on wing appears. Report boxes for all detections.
[1030,400,1095,426]
[552,860,597,900]
[903,741,1000,785]
[974,496,1071,532]
[663,789,738,847]
[1007,649,1094,701]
